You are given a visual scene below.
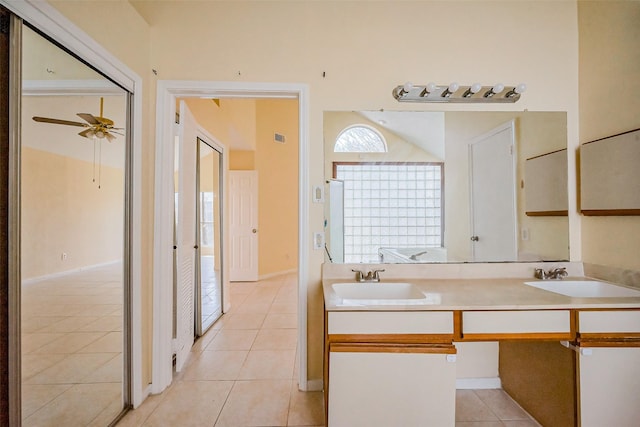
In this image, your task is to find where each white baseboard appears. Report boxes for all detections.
[22,260,121,285]
[258,268,297,281]
[133,384,153,409]
[305,379,323,392]
[456,377,502,389]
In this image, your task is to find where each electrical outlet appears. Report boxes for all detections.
[521,228,529,241]
[61,252,67,261]
[313,232,325,250]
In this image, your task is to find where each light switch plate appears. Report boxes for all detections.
[313,185,324,203]
[313,231,325,250]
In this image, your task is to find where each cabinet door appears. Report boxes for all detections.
[328,345,456,427]
[578,347,640,427]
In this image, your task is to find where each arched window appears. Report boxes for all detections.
[334,125,387,152]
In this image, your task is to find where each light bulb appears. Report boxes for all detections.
[403,82,413,93]
[448,82,459,93]
[426,82,437,93]
[493,83,505,94]
[95,130,105,139]
[470,83,482,94]
[515,83,527,94]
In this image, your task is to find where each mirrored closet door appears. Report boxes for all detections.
[20,24,129,426]
[195,137,223,336]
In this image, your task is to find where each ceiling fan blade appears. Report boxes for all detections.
[78,128,95,138]
[95,116,115,126]
[105,133,116,142]
[33,116,89,127]
[109,130,125,136]
[77,113,101,125]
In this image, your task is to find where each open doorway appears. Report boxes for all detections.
[165,94,302,380]
[153,82,309,394]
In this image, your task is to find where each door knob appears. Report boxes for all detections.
[470,236,479,242]
[252,229,257,233]
[194,244,199,249]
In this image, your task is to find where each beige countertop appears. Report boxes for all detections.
[322,277,640,311]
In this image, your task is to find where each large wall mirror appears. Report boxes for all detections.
[20,24,129,425]
[324,111,569,264]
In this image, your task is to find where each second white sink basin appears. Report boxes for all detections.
[331,282,434,305]
[524,280,640,298]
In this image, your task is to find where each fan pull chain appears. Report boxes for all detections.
[98,138,102,189]
[92,137,97,183]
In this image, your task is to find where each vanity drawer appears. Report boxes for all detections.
[327,311,453,335]
[578,310,640,334]
[462,310,572,339]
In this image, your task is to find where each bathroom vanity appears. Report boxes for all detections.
[322,264,640,427]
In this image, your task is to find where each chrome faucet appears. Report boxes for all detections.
[409,251,428,261]
[534,267,568,280]
[352,268,385,282]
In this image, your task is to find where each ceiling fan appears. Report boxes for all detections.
[32,97,124,142]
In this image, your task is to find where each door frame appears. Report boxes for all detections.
[153,80,309,393]
[0,0,145,408]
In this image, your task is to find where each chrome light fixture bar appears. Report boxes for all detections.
[393,82,526,103]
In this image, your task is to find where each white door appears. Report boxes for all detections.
[328,179,344,263]
[469,121,518,262]
[229,170,258,281]
[174,101,197,371]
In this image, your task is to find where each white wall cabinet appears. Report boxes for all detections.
[580,128,640,215]
[525,149,568,216]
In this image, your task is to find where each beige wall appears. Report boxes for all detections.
[21,147,124,279]
[52,0,581,383]
[255,99,299,277]
[578,0,640,271]
[229,151,255,170]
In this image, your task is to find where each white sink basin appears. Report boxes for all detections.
[331,282,436,305]
[524,280,640,298]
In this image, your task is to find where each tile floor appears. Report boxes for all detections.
[21,263,125,426]
[118,272,325,427]
[118,272,541,427]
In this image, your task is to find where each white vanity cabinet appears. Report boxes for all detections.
[325,311,457,427]
[576,310,640,427]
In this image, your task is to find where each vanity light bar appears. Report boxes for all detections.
[393,82,526,103]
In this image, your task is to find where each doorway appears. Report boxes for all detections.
[172,100,226,371]
[153,82,310,393]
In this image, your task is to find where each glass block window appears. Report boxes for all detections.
[334,163,443,263]
[334,125,387,152]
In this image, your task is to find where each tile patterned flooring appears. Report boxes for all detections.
[118,273,325,427]
[21,263,124,426]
